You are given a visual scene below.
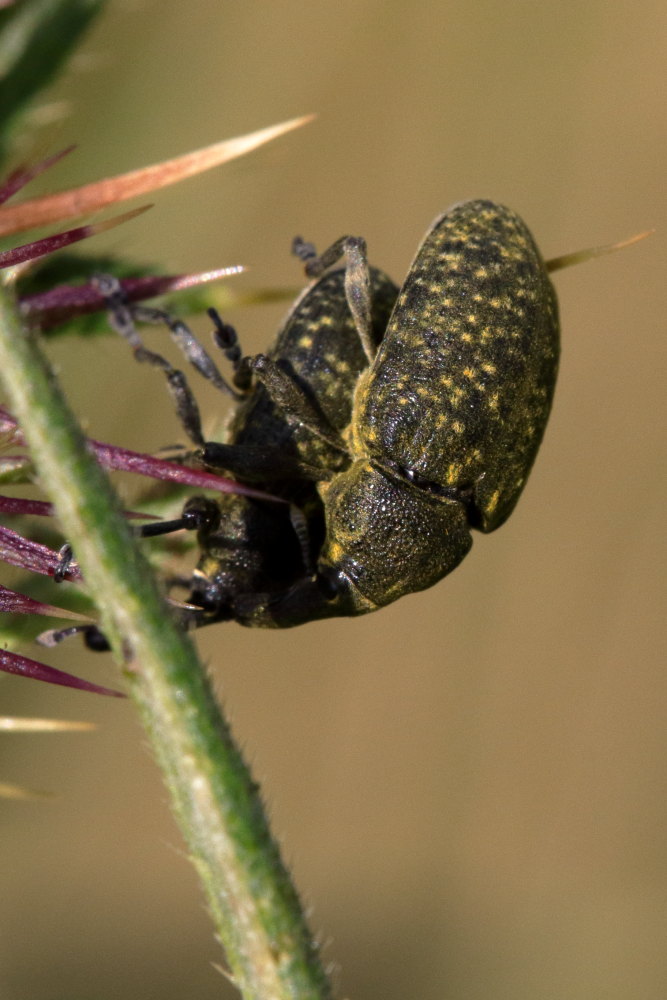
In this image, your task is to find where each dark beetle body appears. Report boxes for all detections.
[233,201,560,626]
[225,266,397,483]
[188,265,398,625]
[80,200,556,649]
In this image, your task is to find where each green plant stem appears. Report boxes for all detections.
[0,284,332,1000]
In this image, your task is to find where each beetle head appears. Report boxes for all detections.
[241,460,472,626]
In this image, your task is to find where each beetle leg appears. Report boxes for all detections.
[129,303,243,401]
[37,623,111,651]
[248,354,348,453]
[288,503,315,575]
[52,543,76,583]
[292,235,375,364]
[201,441,334,482]
[94,274,207,447]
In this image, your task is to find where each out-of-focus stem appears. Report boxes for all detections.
[0,283,332,1000]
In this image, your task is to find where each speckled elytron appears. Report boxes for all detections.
[243,200,560,625]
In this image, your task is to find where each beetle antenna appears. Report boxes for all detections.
[207,308,252,392]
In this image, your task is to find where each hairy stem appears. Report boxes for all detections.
[0,284,332,1000]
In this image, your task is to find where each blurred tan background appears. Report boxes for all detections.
[1,2,665,998]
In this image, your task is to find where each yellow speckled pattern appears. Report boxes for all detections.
[228,267,397,483]
[355,200,559,531]
[193,202,559,624]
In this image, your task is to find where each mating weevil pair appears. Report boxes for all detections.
[98,199,560,634]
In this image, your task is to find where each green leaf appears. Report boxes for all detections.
[0,0,108,157]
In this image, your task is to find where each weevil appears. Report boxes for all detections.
[77,199,558,642]
[185,259,398,625]
[232,200,560,625]
[92,249,398,632]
